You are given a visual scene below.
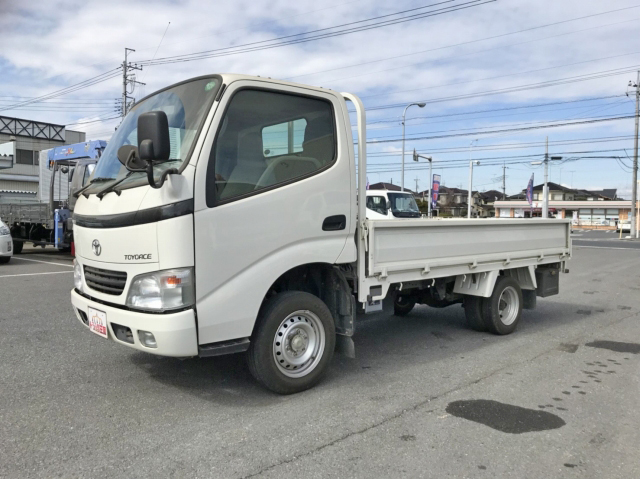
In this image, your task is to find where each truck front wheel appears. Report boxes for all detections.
[483,276,523,335]
[247,291,336,394]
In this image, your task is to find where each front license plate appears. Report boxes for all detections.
[88,307,108,338]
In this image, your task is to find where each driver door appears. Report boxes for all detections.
[192,80,353,345]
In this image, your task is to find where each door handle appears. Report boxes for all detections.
[322,215,346,231]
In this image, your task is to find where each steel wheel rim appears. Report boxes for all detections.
[273,310,325,378]
[498,286,519,325]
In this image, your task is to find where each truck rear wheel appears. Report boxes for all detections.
[463,296,486,332]
[247,291,335,394]
[0,257,10,264]
[394,295,416,316]
[483,276,523,335]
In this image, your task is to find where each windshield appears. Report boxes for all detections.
[90,76,220,189]
[388,193,421,218]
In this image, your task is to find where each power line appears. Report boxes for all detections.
[285,6,640,80]
[362,114,635,144]
[0,68,122,112]
[359,52,640,101]
[139,0,495,66]
[360,65,640,111]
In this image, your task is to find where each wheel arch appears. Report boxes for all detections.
[255,262,356,338]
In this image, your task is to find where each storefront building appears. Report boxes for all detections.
[494,199,636,230]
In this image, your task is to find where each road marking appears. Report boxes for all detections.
[0,271,74,278]
[575,245,640,251]
[9,257,74,268]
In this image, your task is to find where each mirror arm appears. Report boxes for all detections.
[146,162,179,189]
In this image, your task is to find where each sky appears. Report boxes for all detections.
[1,0,639,197]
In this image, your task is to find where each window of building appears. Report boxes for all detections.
[207,89,336,205]
[578,208,592,225]
[16,149,35,165]
[552,193,563,200]
[592,208,605,225]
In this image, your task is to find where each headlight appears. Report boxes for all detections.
[0,225,9,236]
[126,268,195,311]
[73,260,83,291]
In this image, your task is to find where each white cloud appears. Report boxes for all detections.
[1,0,638,192]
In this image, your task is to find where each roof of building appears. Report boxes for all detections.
[520,183,618,200]
[368,182,413,193]
[479,189,503,201]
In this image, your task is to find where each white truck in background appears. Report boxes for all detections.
[365,189,422,220]
[70,74,571,394]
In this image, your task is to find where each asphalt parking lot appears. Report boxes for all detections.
[1,242,639,478]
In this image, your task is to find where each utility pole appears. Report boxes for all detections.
[543,137,549,218]
[502,162,509,200]
[414,176,419,193]
[531,139,561,218]
[629,71,640,238]
[569,170,576,189]
[120,48,145,117]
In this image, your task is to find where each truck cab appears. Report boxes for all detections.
[365,189,422,219]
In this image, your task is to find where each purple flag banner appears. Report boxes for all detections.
[432,174,441,209]
[526,174,534,206]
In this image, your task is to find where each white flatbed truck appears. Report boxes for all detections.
[71,74,571,394]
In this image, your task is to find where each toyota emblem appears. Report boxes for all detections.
[92,239,102,256]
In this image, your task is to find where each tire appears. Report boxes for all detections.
[394,294,416,316]
[463,295,486,332]
[12,241,23,254]
[483,276,523,335]
[0,256,10,264]
[247,291,336,394]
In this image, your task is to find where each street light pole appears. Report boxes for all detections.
[401,102,426,191]
[468,160,480,218]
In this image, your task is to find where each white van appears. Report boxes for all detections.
[365,190,422,219]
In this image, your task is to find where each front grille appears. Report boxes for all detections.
[84,265,127,296]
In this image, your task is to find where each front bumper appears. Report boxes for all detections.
[0,235,12,257]
[71,289,198,357]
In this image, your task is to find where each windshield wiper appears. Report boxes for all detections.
[95,172,136,200]
[74,177,115,199]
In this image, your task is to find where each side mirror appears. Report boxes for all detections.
[386,200,392,211]
[137,111,170,162]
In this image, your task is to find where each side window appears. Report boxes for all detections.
[366,196,387,215]
[82,164,96,186]
[206,89,336,205]
[262,119,307,158]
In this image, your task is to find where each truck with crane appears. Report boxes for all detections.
[69,74,571,394]
[0,140,105,253]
